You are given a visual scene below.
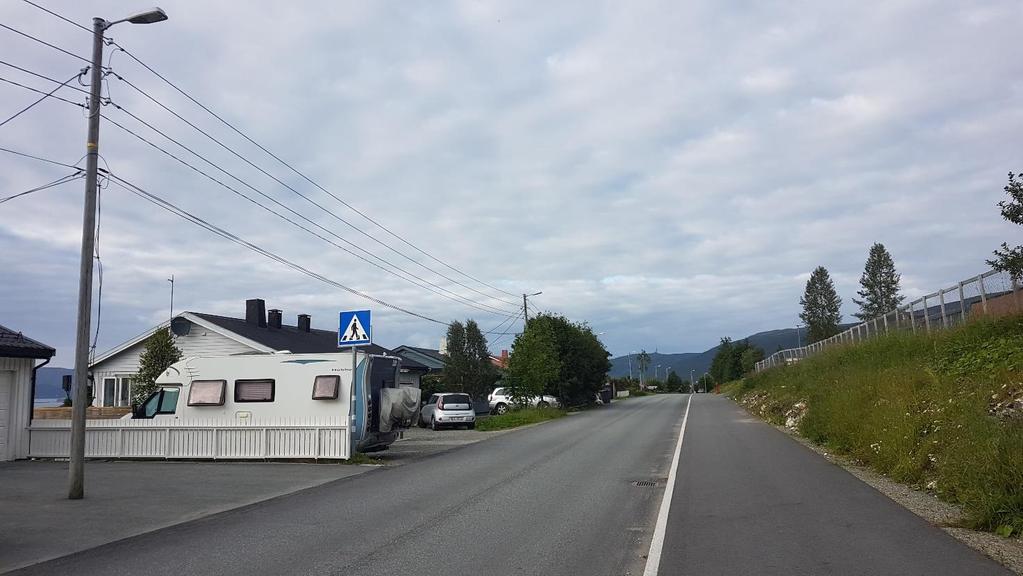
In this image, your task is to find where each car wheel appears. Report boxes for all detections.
[536,401,549,409]
[495,403,508,415]
[431,417,439,431]
[468,421,476,430]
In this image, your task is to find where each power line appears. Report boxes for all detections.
[107,70,523,309]
[16,0,526,301]
[19,0,91,33]
[107,40,522,299]
[17,0,527,302]
[0,71,83,129]
[105,172,450,326]
[0,22,90,64]
[0,75,85,110]
[0,171,83,205]
[101,105,520,318]
[0,59,89,95]
[0,69,517,318]
[0,145,82,169]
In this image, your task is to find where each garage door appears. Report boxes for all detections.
[0,371,11,461]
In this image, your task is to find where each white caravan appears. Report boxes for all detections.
[131,352,420,453]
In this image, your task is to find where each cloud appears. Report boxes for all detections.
[1,0,1022,367]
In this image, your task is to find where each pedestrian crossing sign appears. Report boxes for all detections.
[338,309,372,347]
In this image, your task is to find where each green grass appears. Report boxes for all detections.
[475,407,566,431]
[728,315,1023,536]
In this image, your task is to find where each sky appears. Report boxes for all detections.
[1,0,1021,367]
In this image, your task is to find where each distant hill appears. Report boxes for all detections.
[609,324,856,381]
[35,367,73,400]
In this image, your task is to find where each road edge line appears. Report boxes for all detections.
[642,392,693,576]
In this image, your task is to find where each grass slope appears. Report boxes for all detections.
[725,315,1023,536]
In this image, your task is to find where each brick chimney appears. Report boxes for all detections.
[268,309,282,329]
[245,299,266,327]
[297,314,311,332]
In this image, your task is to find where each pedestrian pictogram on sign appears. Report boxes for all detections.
[338,310,372,347]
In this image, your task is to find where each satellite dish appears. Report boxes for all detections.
[170,317,191,337]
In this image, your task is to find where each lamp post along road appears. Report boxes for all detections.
[69,8,168,500]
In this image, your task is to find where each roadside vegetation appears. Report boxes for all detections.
[476,406,566,431]
[725,314,1023,536]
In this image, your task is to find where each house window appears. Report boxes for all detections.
[102,378,116,407]
[187,380,226,406]
[117,377,132,407]
[312,375,340,400]
[235,379,275,402]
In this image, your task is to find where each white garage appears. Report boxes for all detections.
[0,324,55,461]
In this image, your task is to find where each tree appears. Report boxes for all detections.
[442,321,469,392]
[443,319,496,400]
[508,313,611,407]
[987,171,1023,281]
[709,337,735,383]
[507,320,560,406]
[636,350,651,387]
[852,243,904,320]
[132,329,182,406]
[665,371,684,393]
[739,345,765,375]
[799,266,843,343]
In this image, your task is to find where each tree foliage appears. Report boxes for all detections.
[987,172,1023,281]
[132,329,182,406]
[508,313,611,407]
[507,319,561,406]
[800,266,843,343]
[852,243,904,320]
[710,338,764,383]
[664,371,688,393]
[443,319,496,399]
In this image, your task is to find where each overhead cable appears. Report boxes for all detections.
[106,173,450,326]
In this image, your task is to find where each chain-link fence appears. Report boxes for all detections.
[755,268,1022,372]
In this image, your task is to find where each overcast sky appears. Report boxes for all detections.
[1,0,1021,367]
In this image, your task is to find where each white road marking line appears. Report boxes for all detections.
[643,392,693,576]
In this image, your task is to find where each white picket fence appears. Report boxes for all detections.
[28,417,349,460]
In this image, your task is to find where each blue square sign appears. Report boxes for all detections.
[338,310,372,347]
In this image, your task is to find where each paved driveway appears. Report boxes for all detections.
[0,460,372,573]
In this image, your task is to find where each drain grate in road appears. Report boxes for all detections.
[632,480,658,487]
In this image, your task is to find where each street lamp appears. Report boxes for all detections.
[69,6,169,501]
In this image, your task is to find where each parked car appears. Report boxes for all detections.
[419,393,476,430]
[487,387,559,415]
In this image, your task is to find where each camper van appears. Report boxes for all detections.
[131,352,420,453]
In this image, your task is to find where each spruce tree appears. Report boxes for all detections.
[132,329,182,406]
[462,319,495,400]
[443,321,468,392]
[852,243,904,320]
[986,172,1023,281]
[799,266,843,343]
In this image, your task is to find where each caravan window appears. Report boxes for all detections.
[158,388,179,413]
[312,375,340,400]
[235,379,275,402]
[188,380,226,406]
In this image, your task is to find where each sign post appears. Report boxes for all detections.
[338,310,373,409]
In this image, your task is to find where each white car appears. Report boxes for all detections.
[419,393,476,430]
[487,387,559,415]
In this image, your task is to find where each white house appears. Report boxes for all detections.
[0,324,55,461]
[89,299,403,407]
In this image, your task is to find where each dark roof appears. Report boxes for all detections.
[0,324,55,359]
[191,313,391,356]
[395,345,446,363]
[396,354,430,372]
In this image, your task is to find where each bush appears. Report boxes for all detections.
[475,406,565,431]
[731,315,1023,534]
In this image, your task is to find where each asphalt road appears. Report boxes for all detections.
[11,395,684,576]
[11,394,1012,575]
[657,394,1011,575]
